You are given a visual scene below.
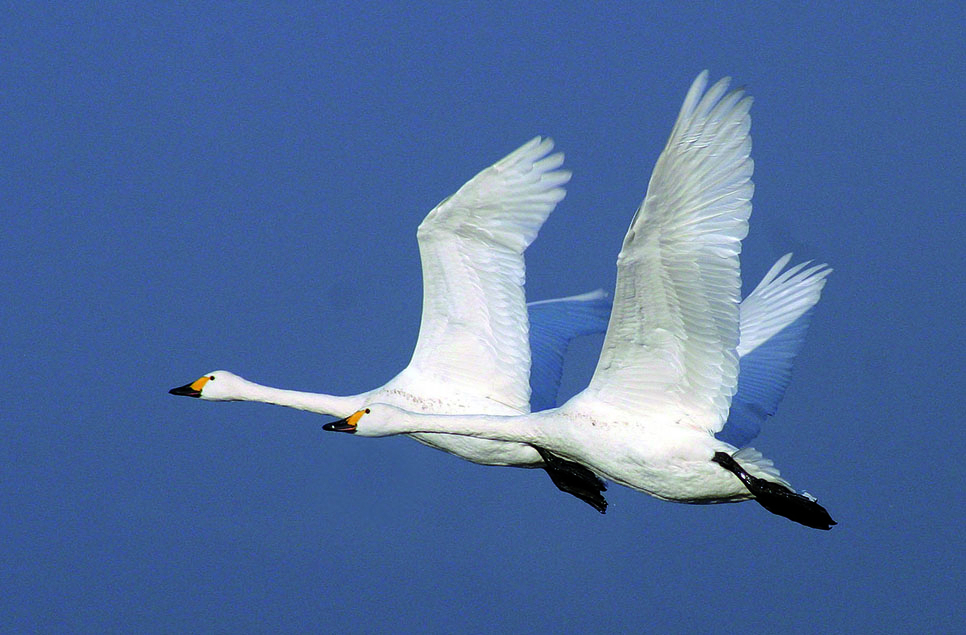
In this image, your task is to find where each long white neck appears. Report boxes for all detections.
[377,408,547,446]
[229,378,365,418]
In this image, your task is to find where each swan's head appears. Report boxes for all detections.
[169,370,248,401]
[322,404,406,437]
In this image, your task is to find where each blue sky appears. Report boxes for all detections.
[2,3,963,632]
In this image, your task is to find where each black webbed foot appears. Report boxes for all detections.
[712,451,836,530]
[535,446,608,514]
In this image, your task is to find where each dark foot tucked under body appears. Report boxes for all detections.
[712,451,836,530]
[535,447,608,514]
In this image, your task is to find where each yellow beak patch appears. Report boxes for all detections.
[345,409,367,427]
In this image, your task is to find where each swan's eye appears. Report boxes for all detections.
[209,376,215,381]
[365,408,370,414]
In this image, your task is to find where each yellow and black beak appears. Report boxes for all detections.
[322,409,366,433]
[169,376,209,398]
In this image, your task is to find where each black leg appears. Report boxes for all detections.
[712,452,836,530]
[535,447,608,514]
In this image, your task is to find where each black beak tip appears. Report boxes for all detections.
[323,419,356,433]
[169,384,201,398]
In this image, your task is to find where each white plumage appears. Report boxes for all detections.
[329,72,836,529]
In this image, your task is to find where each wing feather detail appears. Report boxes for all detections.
[577,72,754,431]
[406,138,571,410]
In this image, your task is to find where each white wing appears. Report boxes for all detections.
[405,138,571,411]
[716,255,832,447]
[738,254,832,357]
[578,72,754,432]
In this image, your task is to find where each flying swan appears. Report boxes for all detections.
[171,138,614,510]
[324,72,836,529]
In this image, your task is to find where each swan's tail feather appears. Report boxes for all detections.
[732,447,792,488]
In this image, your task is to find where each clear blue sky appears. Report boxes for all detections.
[3,3,963,632]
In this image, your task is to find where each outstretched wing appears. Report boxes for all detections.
[406,138,571,411]
[576,72,754,432]
[527,290,611,412]
[718,255,832,446]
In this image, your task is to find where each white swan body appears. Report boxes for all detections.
[330,72,836,529]
[330,404,767,502]
[177,251,827,467]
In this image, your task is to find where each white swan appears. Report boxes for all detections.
[172,138,614,510]
[325,72,836,529]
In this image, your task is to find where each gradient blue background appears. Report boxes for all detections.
[3,3,963,632]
